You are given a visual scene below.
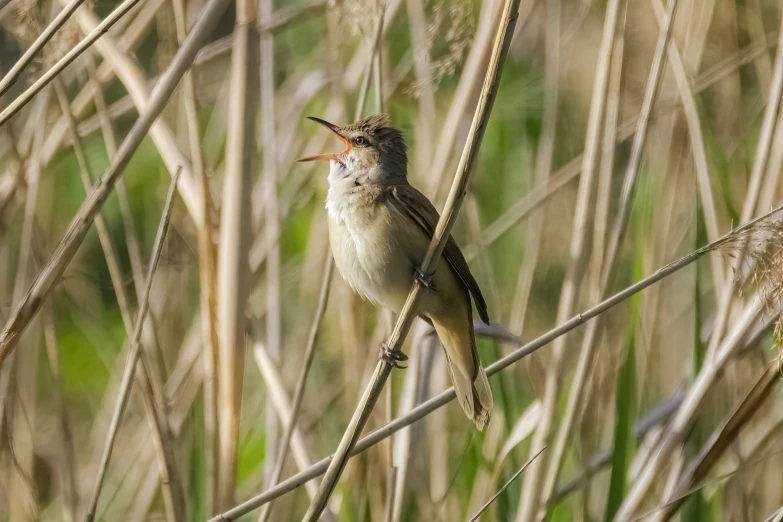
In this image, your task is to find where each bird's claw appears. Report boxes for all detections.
[414,267,436,291]
[378,343,408,369]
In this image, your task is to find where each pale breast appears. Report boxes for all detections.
[327,195,422,313]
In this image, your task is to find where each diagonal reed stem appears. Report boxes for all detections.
[257,255,334,522]
[468,447,547,522]
[0,0,87,97]
[0,0,146,128]
[208,203,783,522]
[258,12,383,517]
[0,0,232,370]
[53,77,185,522]
[299,0,522,518]
[84,170,181,522]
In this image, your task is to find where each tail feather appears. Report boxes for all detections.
[430,311,493,431]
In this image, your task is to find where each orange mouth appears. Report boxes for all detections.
[297,117,351,166]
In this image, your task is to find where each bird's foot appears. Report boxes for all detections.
[414,267,436,291]
[378,343,408,369]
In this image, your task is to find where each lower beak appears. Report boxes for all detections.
[297,116,351,163]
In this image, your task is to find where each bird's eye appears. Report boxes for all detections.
[353,136,368,146]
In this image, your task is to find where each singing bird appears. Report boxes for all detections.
[299,114,492,430]
[298,114,493,430]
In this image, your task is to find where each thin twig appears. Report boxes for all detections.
[468,447,547,522]
[85,170,182,522]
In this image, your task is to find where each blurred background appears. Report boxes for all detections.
[1,0,783,520]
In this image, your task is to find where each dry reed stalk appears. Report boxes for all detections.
[706,14,783,370]
[259,0,282,497]
[405,0,436,181]
[371,7,394,512]
[251,342,339,514]
[598,0,680,290]
[188,1,326,66]
[373,10,384,114]
[56,0,201,223]
[654,360,782,521]
[0,0,87,96]
[84,56,145,296]
[41,304,77,522]
[99,319,204,520]
[208,203,783,521]
[746,0,773,97]
[2,0,164,175]
[507,0,559,337]
[614,303,765,519]
[84,172,184,522]
[648,0,723,291]
[215,0,259,507]
[539,0,680,508]
[299,1,523,519]
[0,0,146,129]
[5,87,49,522]
[389,325,429,522]
[53,78,185,522]
[424,0,509,199]
[257,254,334,521]
[0,92,48,436]
[475,34,779,255]
[515,0,623,515]
[616,17,783,519]
[550,395,684,504]
[355,8,386,121]
[169,0,219,511]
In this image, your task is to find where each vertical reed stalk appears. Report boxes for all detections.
[215,0,259,508]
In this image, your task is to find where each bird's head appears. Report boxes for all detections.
[298,114,408,186]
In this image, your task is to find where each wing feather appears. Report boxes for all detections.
[385,185,490,324]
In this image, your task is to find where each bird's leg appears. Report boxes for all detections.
[414,266,437,291]
[378,343,408,369]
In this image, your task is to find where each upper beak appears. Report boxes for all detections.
[297,116,351,163]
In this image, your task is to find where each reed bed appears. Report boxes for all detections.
[1,0,783,520]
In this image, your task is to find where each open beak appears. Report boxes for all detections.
[297,117,351,165]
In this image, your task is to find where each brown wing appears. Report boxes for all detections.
[386,185,490,324]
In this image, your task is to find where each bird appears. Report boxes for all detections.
[298,114,493,430]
